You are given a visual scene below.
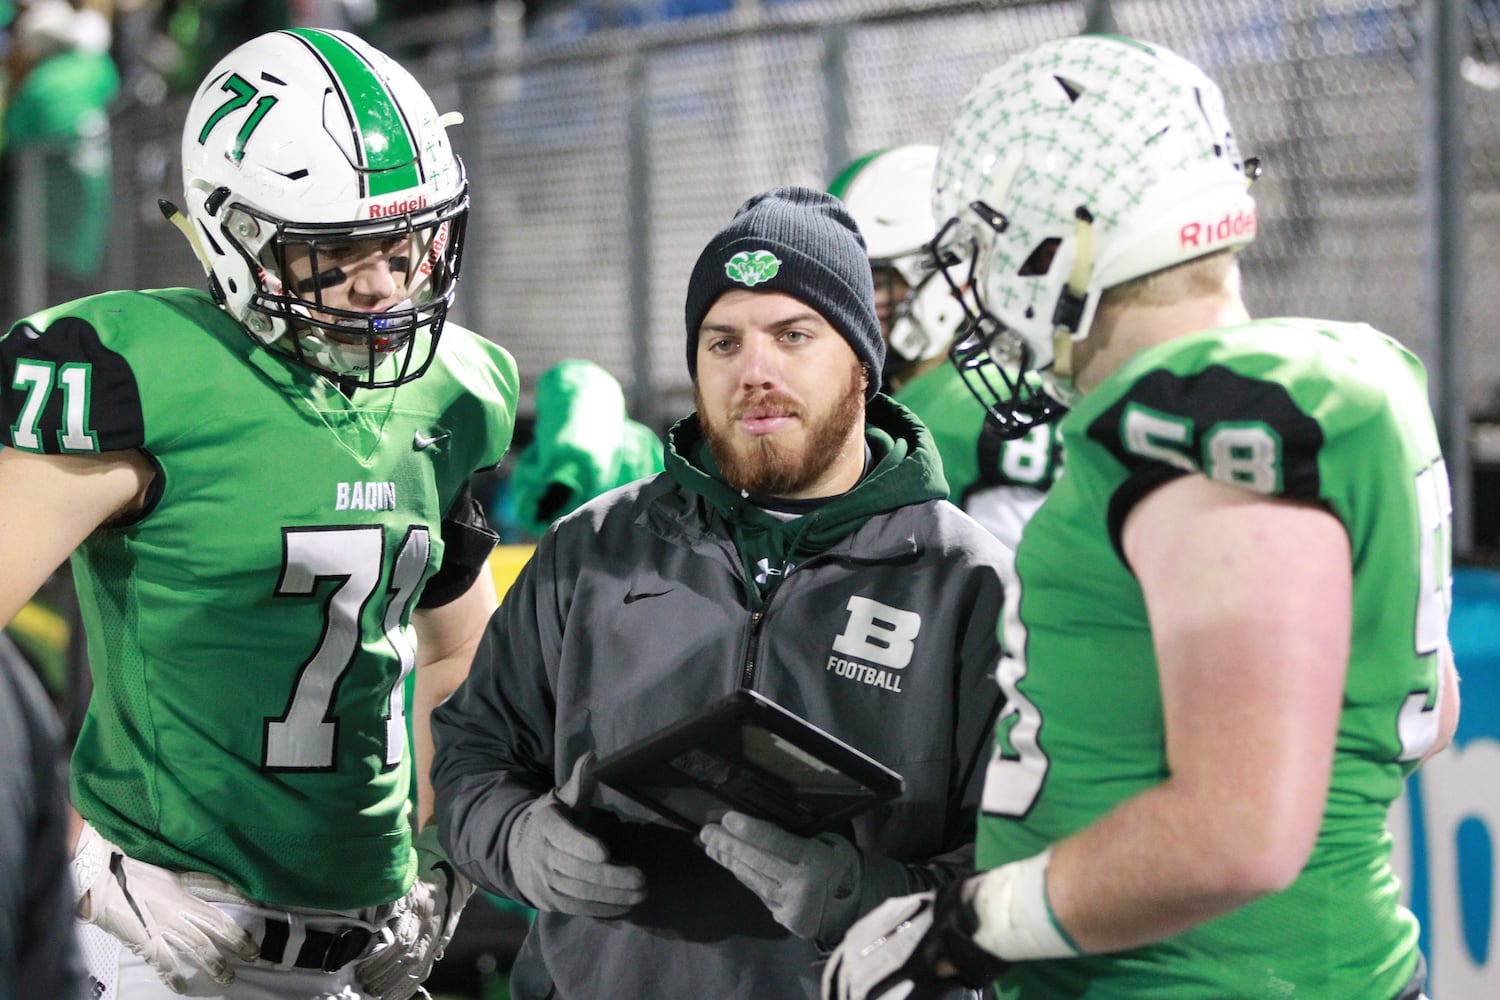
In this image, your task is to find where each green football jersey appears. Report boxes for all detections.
[978,319,1449,998]
[893,361,1062,505]
[0,288,518,910]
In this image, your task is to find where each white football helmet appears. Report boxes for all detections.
[178,28,468,388]
[829,145,964,380]
[933,34,1259,420]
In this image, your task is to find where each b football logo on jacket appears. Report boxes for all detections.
[827,596,920,693]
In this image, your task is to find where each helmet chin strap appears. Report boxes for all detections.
[158,199,214,278]
[1051,208,1096,382]
[1052,330,1074,380]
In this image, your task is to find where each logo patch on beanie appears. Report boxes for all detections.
[724,250,781,287]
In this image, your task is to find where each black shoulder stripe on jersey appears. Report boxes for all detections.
[1089,364,1326,557]
[0,316,145,453]
[1106,465,1190,565]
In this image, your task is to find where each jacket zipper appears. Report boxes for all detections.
[736,510,817,691]
[740,609,764,689]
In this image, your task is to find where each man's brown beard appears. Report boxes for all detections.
[696,361,866,497]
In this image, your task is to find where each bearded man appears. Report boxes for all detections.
[431,187,1009,1000]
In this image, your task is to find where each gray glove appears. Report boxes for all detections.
[507,752,647,917]
[699,810,870,943]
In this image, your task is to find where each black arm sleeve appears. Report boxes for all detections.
[417,480,500,608]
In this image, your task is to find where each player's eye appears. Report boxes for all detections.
[322,242,364,264]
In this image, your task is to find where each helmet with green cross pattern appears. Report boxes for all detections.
[932,34,1260,419]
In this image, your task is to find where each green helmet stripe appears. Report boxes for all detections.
[283,28,421,197]
[1094,34,1161,57]
[827,148,889,200]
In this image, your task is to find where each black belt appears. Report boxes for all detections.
[259,917,373,972]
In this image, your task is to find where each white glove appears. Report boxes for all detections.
[822,880,1009,1000]
[356,824,475,1000]
[699,811,865,942]
[71,821,260,993]
[508,752,647,917]
[823,891,940,1000]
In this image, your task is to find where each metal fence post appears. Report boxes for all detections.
[1422,0,1471,553]
[626,51,659,430]
[822,23,851,188]
[1083,0,1116,35]
[13,148,48,319]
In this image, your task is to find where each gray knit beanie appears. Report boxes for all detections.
[684,186,884,399]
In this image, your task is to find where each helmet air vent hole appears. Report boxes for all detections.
[1054,76,1085,103]
[1020,238,1061,277]
[1192,88,1222,147]
[204,186,231,216]
[199,225,224,257]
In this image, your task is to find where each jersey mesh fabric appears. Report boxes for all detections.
[979,319,1441,999]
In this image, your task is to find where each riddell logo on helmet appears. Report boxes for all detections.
[369,196,428,218]
[418,221,450,279]
[1179,206,1257,249]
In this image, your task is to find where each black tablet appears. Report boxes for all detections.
[592,689,904,836]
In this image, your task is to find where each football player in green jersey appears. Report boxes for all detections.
[0,28,518,1000]
[825,34,1460,1000]
[830,144,1062,552]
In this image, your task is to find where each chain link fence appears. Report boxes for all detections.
[25,0,1500,548]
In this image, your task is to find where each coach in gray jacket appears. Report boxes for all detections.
[0,633,86,999]
[432,187,1007,999]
